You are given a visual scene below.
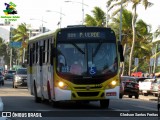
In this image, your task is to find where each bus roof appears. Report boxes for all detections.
[28,30,55,43]
[28,26,115,43]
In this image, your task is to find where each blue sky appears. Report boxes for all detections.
[0,0,159,32]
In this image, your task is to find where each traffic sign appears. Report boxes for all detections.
[9,41,22,48]
[134,58,139,66]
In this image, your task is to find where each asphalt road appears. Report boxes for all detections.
[0,80,159,120]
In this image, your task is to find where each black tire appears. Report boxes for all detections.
[119,94,123,99]
[129,95,132,98]
[52,101,60,108]
[34,84,41,103]
[2,81,4,86]
[100,99,110,109]
[135,94,139,99]
[143,93,148,96]
[155,94,158,97]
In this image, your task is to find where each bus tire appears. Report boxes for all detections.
[128,95,132,98]
[34,83,41,103]
[135,94,139,99]
[100,99,109,109]
[119,94,123,99]
[47,81,51,100]
[52,101,60,108]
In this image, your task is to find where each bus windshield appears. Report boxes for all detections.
[56,42,117,76]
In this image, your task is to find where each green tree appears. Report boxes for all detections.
[0,37,10,66]
[12,23,29,64]
[107,0,153,75]
[85,7,106,27]
[109,9,152,75]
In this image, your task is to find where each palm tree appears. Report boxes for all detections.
[12,23,29,64]
[107,0,153,75]
[109,9,133,75]
[85,7,106,27]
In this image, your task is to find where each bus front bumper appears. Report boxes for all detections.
[54,86,120,101]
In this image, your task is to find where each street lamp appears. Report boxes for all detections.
[30,18,47,33]
[46,10,65,28]
[65,0,88,25]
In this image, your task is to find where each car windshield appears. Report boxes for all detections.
[8,71,16,74]
[17,69,27,74]
[56,43,117,76]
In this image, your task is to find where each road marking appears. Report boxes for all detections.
[111,108,130,111]
[131,105,157,111]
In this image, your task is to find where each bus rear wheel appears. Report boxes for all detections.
[34,84,41,103]
[100,99,109,109]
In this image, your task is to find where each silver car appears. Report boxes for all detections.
[13,68,27,88]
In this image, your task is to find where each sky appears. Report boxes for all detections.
[0,0,159,33]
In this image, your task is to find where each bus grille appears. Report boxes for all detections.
[77,92,99,97]
[74,86,102,89]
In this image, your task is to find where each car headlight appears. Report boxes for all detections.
[56,81,69,90]
[15,76,21,81]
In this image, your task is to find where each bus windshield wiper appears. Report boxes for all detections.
[72,43,85,54]
[92,43,102,58]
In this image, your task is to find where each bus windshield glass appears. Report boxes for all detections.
[56,42,118,76]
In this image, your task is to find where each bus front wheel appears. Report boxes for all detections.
[100,99,109,109]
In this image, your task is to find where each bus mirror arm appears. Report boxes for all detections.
[118,42,124,62]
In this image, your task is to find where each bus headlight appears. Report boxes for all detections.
[111,80,117,86]
[105,80,117,89]
[57,81,69,90]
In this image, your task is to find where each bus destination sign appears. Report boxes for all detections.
[67,32,105,39]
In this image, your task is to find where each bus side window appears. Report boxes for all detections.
[29,48,33,66]
[39,46,43,66]
[50,43,56,65]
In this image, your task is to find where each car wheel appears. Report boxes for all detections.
[155,94,158,97]
[128,95,132,98]
[2,81,4,86]
[143,93,148,96]
[135,94,139,99]
[100,99,110,109]
[119,93,123,99]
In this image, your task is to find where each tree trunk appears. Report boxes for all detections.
[128,7,137,76]
[121,43,127,76]
[22,48,25,63]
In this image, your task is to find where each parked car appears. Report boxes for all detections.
[151,78,160,97]
[139,78,155,96]
[120,76,139,99]
[4,70,16,80]
[13,68,27,88]
[0,72,4,86]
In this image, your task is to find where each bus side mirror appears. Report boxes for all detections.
[118,43,124,62]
